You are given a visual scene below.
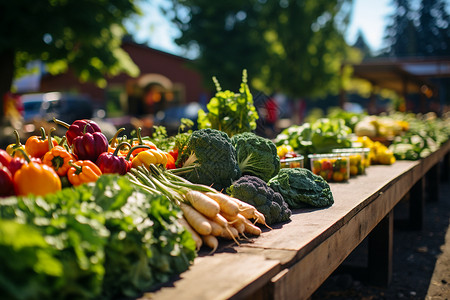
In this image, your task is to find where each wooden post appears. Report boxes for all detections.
[426,164,440,202]
[368,210,393,287]
[409,177,425,230]
[441,153,449,182]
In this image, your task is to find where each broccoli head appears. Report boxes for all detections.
[268,168,334,209]
[227,175,291,225]
[230,132,280,182]
[176,128,241,191]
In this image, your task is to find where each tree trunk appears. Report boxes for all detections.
[0,49,15,122]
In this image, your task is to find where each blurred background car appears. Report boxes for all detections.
[153,102,206,135]
[21,92,95,124]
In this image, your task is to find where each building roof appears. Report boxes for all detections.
[349,57,450,95]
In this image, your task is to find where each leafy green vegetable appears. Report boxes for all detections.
[175,128,241,191]
[227,175,291,225]
[0,175,196,300]
[197,69,259,137]
[0,186,108,300]
[93,175,196,299]
[268,168,334,209]
[230,132,280,182]
[151,119,194,152]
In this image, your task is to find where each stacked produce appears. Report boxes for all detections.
[388,112,450,160]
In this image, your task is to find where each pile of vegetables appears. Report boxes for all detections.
[274,118,352,166]
[128,164,268,252]
[389,113,450,160]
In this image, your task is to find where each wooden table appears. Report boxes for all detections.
[140,141,450,300]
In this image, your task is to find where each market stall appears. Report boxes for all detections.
[138,140,449,300]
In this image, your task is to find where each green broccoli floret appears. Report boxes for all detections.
[268,168,334,209]
[175,128,241,191]
[227,175,292,225]
[230,132,280,182]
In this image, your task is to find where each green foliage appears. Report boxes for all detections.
[389,113,450,160]
[326,107,366,131]
[176,128,241,191]
[230,132,280,182]
[0,0,140,95]
[164,0,353,98]
[227,175,291,225]
[151,119,194,152]
[0,175,196,300]
[197,70,259,137]
[268,168,334,209]
[274,118,352,163]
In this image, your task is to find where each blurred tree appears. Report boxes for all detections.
[383,0,418,57]
[382,0,450,57]
[163,0,353,98]
[0,0,141,119]
[417,0,450,56]
[352,30,372,58]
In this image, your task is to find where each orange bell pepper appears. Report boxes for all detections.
[25,127,57,159]
[42,129,75,176]
[67,160,102,186]
[13,149,61,196]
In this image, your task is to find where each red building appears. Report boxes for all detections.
[39,41,209,116]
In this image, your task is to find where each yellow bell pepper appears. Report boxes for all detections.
[6,130,26,158]
[132,149,168,169]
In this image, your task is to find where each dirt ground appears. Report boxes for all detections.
[311,171,450,300]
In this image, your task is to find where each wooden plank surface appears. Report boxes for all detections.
[141,141,450,300]
[138,252,281,300]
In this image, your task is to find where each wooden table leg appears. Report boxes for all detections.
[368,210,393,287]
[426,164,440,202]
[409,177,425,230]
[441,152,449,182]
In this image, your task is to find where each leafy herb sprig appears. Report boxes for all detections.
[197,69,259,137]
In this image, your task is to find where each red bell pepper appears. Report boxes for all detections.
[72,126,109,162]
[96,142,135,175]
[0,149,12,168]
[54,118,102,146]
[0,164,14,197]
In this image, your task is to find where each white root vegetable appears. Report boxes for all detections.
[202,235,219,254]
[178,217,203,250]
[180,202,212,236]
[205,192,240,217]
[242,218,262,236]
[185,190,220,218]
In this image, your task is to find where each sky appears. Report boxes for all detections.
[128,0,395,56]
